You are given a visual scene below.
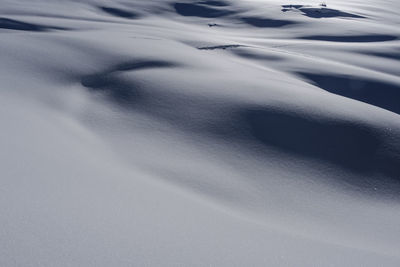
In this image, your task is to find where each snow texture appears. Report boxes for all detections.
[1,0,400,266]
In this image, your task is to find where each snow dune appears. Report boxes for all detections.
[1,0,400,266]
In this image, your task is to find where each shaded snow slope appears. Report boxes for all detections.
[1,0,400,266]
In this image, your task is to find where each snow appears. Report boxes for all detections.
[1,0,400,266]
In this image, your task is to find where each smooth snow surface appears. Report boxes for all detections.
[1,0,400,266]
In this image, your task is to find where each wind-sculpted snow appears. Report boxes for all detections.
[1,0,400,266]
[297,72,400,114]
[240,16,297,28]
[243,107,400,179]
[81,60,177,105]
[173,2,237,17]
[0,17,68,31]
[282,5,366,18]
[99,6,140,19]
[300,34,398,42]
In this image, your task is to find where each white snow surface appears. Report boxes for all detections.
[1,0,400,266]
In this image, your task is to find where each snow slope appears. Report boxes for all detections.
[1,0,400,266]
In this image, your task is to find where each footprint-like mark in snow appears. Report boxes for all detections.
[198,44,243,50]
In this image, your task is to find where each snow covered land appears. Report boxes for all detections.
[1,0,400,265]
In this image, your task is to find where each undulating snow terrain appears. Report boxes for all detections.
[1,0,400,265]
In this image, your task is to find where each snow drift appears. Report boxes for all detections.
[1,0,400,266]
